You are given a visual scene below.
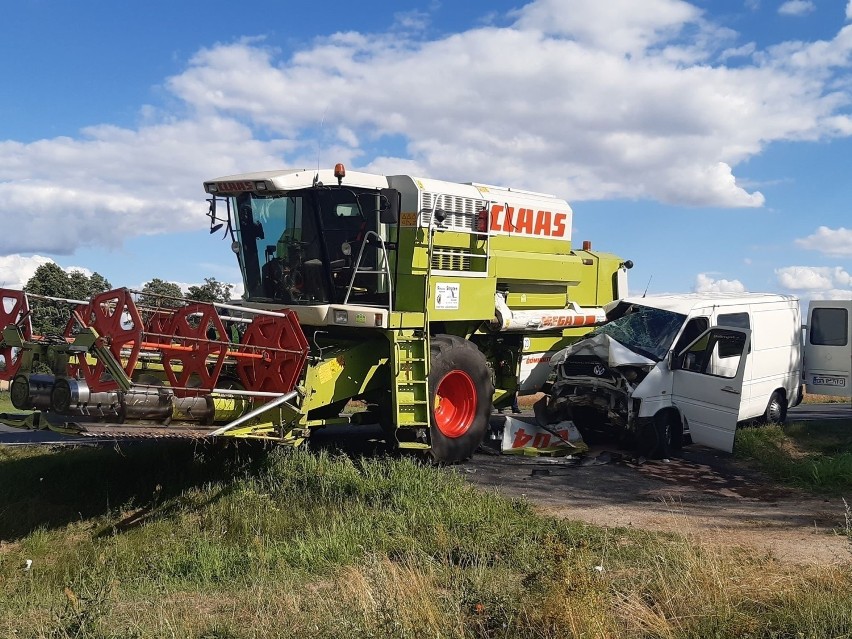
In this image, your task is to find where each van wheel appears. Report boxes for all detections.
[667,414,684,452]
[637,415,671,459]
[762,391,787,425]
[428,335,493,463]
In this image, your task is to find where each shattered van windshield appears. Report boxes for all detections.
[593,305,686,361]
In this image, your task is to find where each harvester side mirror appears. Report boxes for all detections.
[207,198,224,234]
[379,188,400,225]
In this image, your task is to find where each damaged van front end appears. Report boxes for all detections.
[544,295,760,457]
[545,303,690,457]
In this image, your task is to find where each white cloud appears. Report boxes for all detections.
[513,0,701,56]
[0,255,54,289]
[0,255,99,290]
[393,9,431,32]
[694,273,747,293]
[795,226,852,256]
[814,288,852,300]
[720,42,757,61]
[166,3,852,208]
[3,0,852,260]
[778,1,816,17]
[0,116,295,256]
[776,265,852,290]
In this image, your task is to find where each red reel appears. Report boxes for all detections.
[236,311,309,394]
[0,289,32,381]
[160,303,228,397]
[142,308,178,345]
[70,288,143,392]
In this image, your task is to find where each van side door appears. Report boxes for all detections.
[805,301,851,397]
[670,327,750,453]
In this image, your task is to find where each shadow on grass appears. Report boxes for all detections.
[0,439,272,541]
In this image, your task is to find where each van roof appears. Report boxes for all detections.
[622,292,798,314]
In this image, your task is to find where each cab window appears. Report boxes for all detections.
[717,312,750,357]
[673,317,709,354]
[811,308,848,346]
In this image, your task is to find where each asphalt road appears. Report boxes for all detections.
[787,400,852,421]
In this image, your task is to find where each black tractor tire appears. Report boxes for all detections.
[761,390,787,425]
[428,335,493,463]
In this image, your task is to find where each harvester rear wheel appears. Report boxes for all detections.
[428,335,493,463]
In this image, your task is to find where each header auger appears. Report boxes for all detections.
[2,164,631,462]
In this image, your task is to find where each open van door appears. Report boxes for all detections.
[805,301,851,398]
[670,327,750,453]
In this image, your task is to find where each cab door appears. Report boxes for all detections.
[670,327,750,453]
[805,301,851,398]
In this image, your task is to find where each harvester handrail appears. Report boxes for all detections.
[343,230,394,311]
[127,290,296,319]
[26,293,91,305]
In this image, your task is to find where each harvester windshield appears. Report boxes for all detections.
[232,188,389,306]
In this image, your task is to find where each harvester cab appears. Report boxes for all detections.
[206,167,400,312]
[1,164,630,463]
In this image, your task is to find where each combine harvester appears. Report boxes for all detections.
[0,164,630,462]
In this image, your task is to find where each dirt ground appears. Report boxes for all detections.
[461,443,851,565]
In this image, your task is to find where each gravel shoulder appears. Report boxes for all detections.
[461,443,851,565]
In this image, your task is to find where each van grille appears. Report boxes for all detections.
[560,356,612,378]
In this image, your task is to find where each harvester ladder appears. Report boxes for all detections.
[390,329,431,450]
[385,193,455,451]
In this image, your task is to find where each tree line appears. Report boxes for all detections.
[23,263,234,336]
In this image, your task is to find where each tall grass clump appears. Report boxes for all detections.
[1,443,852,637]
[735,422,852,493]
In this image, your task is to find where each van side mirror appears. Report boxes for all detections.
[379,188,400,224]
[668,351,677,370]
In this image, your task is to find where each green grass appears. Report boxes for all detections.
[735,420,852,494]
[0,389,17,413]
[1,443,851,638]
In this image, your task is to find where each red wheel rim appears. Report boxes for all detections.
[434,370,477,438]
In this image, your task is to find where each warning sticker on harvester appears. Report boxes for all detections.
[435,283,460,310]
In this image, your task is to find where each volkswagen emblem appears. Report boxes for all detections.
[593,364,606,376]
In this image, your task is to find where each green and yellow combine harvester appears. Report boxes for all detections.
[0,164,630,462]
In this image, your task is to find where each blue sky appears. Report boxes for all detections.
[1,0,850,303]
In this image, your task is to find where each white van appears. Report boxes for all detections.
[547,293,802,456]
[804,300,851,397]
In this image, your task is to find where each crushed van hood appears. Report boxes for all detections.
[551,334,656,369]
